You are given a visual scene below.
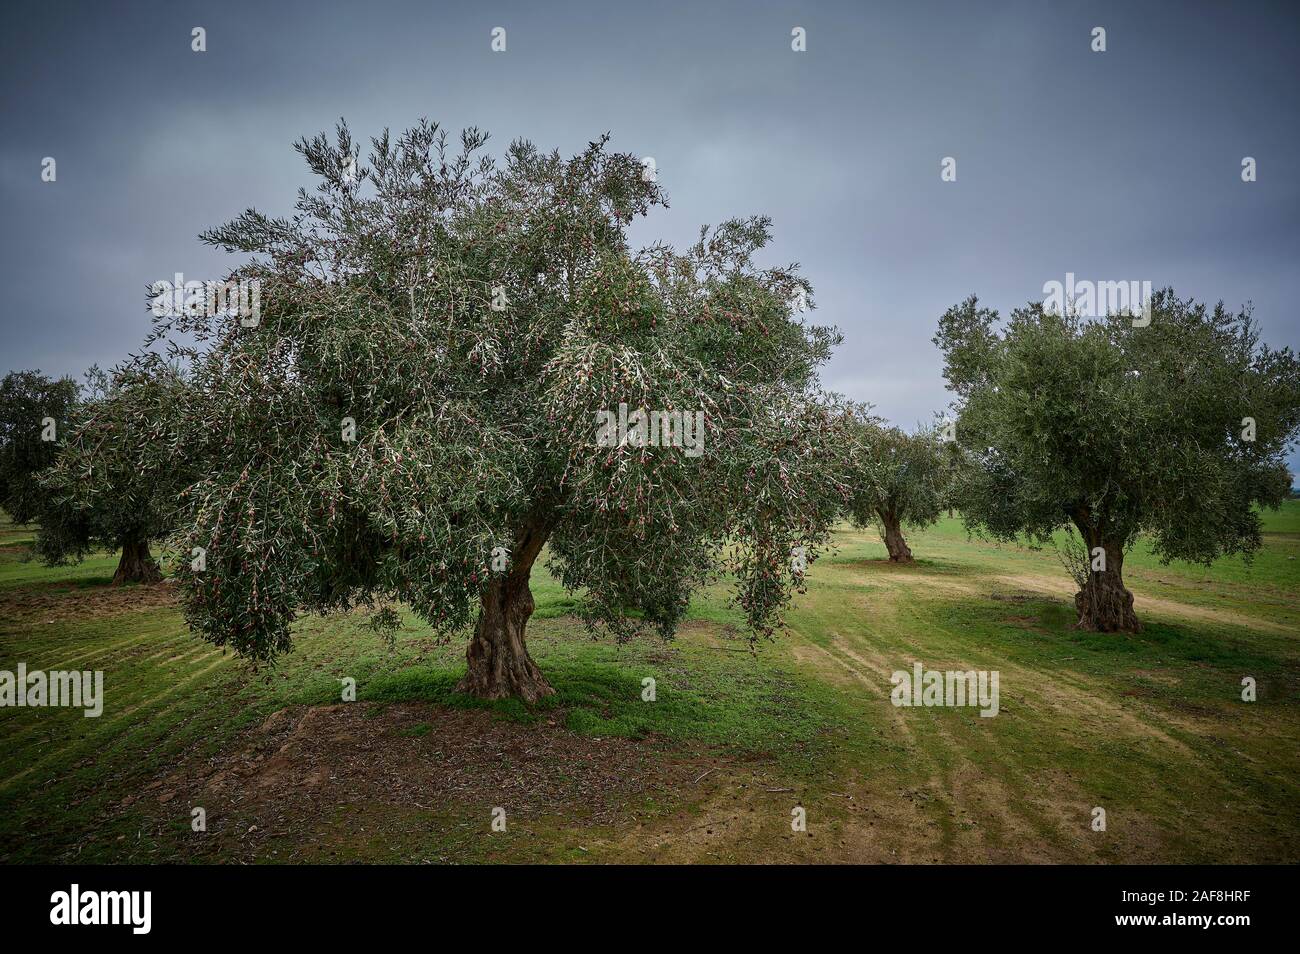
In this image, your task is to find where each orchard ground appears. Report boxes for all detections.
[1,506,1296,864]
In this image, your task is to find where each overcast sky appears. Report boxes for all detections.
[3,0,1298,473]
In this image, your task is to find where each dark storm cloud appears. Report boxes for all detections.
[2,0,1298,471]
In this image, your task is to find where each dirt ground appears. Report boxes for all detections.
[124,701,721,863]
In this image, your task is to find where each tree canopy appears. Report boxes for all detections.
[842,412,948,562]
[146,121,851,699]
[37,360,191,584]
[0,369,79,525]
[935,289,1300,631]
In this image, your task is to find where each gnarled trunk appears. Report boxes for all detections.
[878,508,913,563]
[1072,518,1139,633]
[456,522,555,702]
[112,536,162,586]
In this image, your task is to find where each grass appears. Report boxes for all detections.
[0,503,1296,863]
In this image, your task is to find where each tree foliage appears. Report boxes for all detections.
[935,289,1300,629]
[146,121,851,697]
[0,370,79,524]
[37,359,191,583]
[842,414,949,562]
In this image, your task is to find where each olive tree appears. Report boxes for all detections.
[935,290,1300,632]
[150,122,850,701]
[0,370,79,526]
[37,360,190,584]
[842,413,947,562]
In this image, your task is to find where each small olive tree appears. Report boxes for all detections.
[149,122,851,700]
[37,360,190,584]
[843,413,947,562]
[935,290,1300,632]
[0,370,79,526]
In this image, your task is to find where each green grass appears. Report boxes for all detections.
[0,504,1296,863]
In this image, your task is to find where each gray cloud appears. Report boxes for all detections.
[2,0,1298,473]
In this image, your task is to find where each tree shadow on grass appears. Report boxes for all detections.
[934,591,1290,677]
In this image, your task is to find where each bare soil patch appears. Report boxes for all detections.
[129,701,712,862]
[0,578,180,625]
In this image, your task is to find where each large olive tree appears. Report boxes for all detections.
[150,122,850,700]
[935,290,1300,632]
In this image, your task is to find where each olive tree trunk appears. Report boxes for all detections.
[112,536,162,586]
[456,521,555,702]
[877,508,914,563]
[1072,517,1140,632]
